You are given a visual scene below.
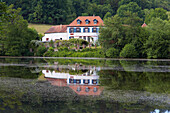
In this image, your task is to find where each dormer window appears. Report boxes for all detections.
[85,19,90,24]
[77,19,81,24]
[93,19,98,24]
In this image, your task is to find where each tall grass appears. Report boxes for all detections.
[28,23,52,34]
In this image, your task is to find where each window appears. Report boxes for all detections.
[76,28,81,32]
[76,79,81,84]
[77,19,81,24]
[86,21,89,24]
[77,87,81,92]
[46,38,49,41]
[83,36,86,40]
[88,36,90,42]
[84,28,89,32]
[69,79,74,83]
[85,87,90,92]
[84,79,89,84]
[93,87,97,92]
[93,28,97,32]
[70,28,74,33]
[60,38,62,40]
[85,19,90,24]
[92,80,97,84]
[93,19,98,24]
[69,36,74,39]
[79,36,82,39]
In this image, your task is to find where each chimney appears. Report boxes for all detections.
[60,24,62,30]
[93,14,95,17]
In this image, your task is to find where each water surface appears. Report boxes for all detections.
[0,58,170,113]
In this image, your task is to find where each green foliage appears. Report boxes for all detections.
[36,45,47,56]
[4,0,170,25]
[0,4,38,56]
[82,13,88,16]
[120,44,138,58]
[145,8,168,24]
[117,2,144,19]
[103,12,112,21]
[43,48,105,58]
[106,48,119,58]
[48,47,54,52]
[145,18,170,58]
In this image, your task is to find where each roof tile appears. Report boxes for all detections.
[45,25,68,33]
[68,16,104,27]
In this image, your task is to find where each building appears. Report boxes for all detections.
[42,16,104,43]
[42,25,68,42]
[141,22,147,27]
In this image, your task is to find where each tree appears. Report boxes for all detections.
[99,15,124,51]
[0,4,38,56]
[145,18,170,58]
[117,2,144,19]
[118,0,153,9]
[33,0,43,23]
[120,44,138,58]
[145,8,168,24]
[103,12,112,21]
[106,48,119,58]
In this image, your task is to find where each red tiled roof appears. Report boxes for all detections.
[45,25,68,33]
[68,16,104,27]
[142,23,147,27]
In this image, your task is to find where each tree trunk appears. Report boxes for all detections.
[30,48,33,52]
[89,43,91,49]
[83,44,85,49]
[77,44,79,50]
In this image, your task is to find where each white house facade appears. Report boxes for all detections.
[42,16,104,43]
[42,25,68,42]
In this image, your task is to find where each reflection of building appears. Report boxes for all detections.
[43,67,103,96]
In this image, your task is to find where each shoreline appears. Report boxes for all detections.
[0,56,170,61]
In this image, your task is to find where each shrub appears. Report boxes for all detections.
[120,44,138,58]
[106,48,119,58]
[43,51,54,57]
[58,47,69,51]
[94,49,105,58]
[36,46,47,56]
[48,47,54,52]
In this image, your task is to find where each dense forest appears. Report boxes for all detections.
[3,0,170,25]
[0,1,170,58]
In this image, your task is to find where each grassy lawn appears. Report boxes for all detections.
[28,23,52,34]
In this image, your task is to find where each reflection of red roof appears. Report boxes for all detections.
[68,16,104,27]
[69,85,103,96]
[45,25,68,33]
[142,23,147,27]
[46,78,67,87]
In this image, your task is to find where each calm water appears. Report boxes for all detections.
[0,57,170,113]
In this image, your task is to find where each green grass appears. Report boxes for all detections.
[28,23,53,34]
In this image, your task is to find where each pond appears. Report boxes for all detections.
[0,57,170,113]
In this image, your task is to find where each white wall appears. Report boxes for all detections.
[42,33,68,42]
[67,27,100,43]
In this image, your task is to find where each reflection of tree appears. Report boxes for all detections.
[99,70,170,93]
[0,66,39,79]
[44,58,107,66]
[145,72,170,93]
